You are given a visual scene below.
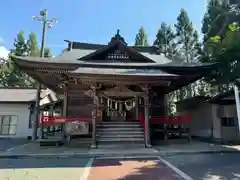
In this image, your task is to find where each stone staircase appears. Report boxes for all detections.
[96,121,145,148]
[67,137,92,148]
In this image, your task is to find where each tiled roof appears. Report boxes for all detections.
[0,88,37,102]
[70,67,178,76]
[13,41,176,64]
[12,40,217,75]
[13,55,216,68]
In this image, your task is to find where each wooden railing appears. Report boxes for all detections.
[138,112,146,135]
[151,114,192,124]
[138,113,192,136]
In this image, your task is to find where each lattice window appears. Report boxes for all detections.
[106,49,129,59]
[0,116,18,135]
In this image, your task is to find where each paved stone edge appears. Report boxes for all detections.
[159,150,240,156]
[0,150,239,159]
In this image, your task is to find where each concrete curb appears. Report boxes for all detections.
[0,150,239,159]
[158,150,240,156]
[0,152,160,159]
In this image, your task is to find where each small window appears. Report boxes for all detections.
[0,116,18,135]
[221,117,237,127]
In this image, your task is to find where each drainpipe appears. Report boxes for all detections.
[234,85,240,134]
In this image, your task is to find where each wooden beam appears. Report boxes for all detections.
[69,78,171,86]
[25,70,60,91]
[71,74,175,82]
[99,91,144,97]
[167,74,203,93]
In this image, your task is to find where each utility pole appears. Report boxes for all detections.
[32,9,58,140]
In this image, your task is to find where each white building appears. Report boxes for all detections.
[176,92,240,143]
[0,88,36,138]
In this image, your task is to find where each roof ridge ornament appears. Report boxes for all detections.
[109,29,127,45]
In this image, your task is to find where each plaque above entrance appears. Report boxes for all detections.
[100,86,143,97]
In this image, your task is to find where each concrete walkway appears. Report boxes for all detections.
[154,141,240,156]
[1,141,239,159]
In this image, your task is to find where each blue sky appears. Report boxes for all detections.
[0,0,207,55]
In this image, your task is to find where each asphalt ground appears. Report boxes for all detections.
[163,153,240,180]
[0,153,239,179]
[0,138,29,152]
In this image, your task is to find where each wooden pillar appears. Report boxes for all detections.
[234,85,240,133]
[164,94,168,117]
[144,95,151,148]
[163,94,168,143]
[62,90,68,140]
[32,84,41,140]
[135,97,139,120]
[63,92,68,116]
[40,110,44,139]
[49,104,54,116]
[91,86,98,148]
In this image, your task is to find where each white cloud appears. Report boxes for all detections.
[0,37,4,43]
[0,37,9,59]
[0,46,9,59]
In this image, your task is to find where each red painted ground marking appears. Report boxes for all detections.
[88,158,185,180]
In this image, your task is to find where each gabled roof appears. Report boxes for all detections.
[0,88,37,103]
[62,41,173,64]
[77,39,155,63]
[13,31,217,68]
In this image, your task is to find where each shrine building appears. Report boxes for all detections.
[12,31,216,148]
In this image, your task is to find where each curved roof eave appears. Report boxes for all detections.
[68,67,179,77]
[12,55,82,65]
[11,55,218,73]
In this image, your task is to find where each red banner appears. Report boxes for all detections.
[138,113,192,125]
[40,115,92,124]
[151,114,192,123]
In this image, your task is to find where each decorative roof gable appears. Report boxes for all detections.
[78,30,155,63]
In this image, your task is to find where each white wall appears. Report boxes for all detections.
[0,103,32,138]
[211,105,221,139]
[189,103,213,138]
[177,101,240,142]
[218,104,239,141]
[177,103,218,138]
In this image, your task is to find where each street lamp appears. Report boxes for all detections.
[32,9,58,140]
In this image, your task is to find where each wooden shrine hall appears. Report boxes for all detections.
[12,30,216,148]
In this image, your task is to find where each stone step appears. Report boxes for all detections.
[97,124,142,128]
[100,121,139,124]
[98,137,144,142]
[67,138,92,147]
[97,143,145,149]
[97,131,143,135]
[97,127,143,132]
[97,134,144,138]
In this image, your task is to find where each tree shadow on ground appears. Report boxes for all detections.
[118,160,184,180]
[87,158,184,180]
[163,153,240,180]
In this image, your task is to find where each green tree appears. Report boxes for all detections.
[27,32,39,56]
[134,26,148,46]
[153,22,178,57]
[202,0,230,44]
[44,47,52,57]
[2,31,37,87]
[174,9,200,98]
[153,22,179,114]
[200,0,240,93]
[11,30,28,57]
[175,9,200,63]
[4,30,28,87]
